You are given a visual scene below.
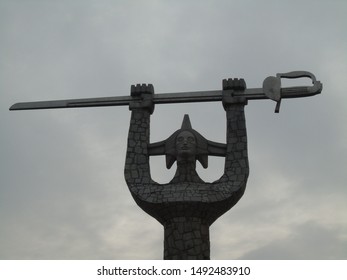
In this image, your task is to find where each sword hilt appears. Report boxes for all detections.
[263,71,322,113]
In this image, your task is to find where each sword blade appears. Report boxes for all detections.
[9,95,133,111]
[9,88,265,111]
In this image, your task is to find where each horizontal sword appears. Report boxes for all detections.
[9,71,322,113]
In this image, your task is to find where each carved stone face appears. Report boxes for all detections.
[175,130,197,161]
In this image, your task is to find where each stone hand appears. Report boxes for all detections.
[222,78,247,109]
[129,83,155,114]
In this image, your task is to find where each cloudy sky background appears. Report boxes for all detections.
[1,0,346,259]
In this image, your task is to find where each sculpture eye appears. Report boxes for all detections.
[188,137,195,143]
[177,136,184,142]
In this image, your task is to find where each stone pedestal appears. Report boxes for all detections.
[164,217,210,260]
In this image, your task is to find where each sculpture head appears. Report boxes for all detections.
[175,130,197,162]
[165,115,208,169]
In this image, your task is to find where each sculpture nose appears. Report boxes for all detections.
[182,138,190,146]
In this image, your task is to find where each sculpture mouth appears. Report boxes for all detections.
[179,147,194,152]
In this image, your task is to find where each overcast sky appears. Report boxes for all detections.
[1,0,346,260]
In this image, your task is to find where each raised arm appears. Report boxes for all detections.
[219,78,249,188]
[124,84,157,187]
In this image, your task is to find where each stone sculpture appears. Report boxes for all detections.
[125,79,249,259]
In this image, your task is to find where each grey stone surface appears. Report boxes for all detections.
[124,81,249,259]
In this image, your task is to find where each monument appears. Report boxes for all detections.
[10,71,322,259]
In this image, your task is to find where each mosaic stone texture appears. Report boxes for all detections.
[124,83,249,259]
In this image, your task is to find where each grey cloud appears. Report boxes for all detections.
[240,221,347,260]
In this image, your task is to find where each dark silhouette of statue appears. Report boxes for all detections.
[124,79,249,259]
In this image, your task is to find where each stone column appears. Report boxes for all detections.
[164,217,210,260]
